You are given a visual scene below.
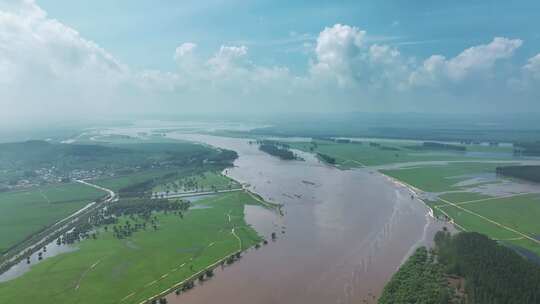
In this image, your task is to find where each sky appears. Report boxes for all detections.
[1,0,540,128]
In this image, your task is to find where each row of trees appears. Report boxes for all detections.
[405,142,466,152]
[259,143,297,160]
[316,153,336,164]
[514,142,540,156]
[496,165,540,183]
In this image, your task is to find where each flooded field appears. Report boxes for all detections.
[165,133,451,304]
[0,239,77,283]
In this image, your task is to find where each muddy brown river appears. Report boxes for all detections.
[164,133,450,304]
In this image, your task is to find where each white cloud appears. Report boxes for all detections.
[0,0,538,125]
[310,24,365,86]
[174,42,197,60]
[207,45,248,74]
[410,37,523,86]
[509,53,540,92]
[523,53,540,81]
[0,0,133,125]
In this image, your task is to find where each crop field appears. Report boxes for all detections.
[153,171,241,193]
[380,162,506,192]
[380,160,540,258]
[288,140,512,168]
[0,183,107,252]
[432,193,540,256]
[0,191,264,304]
[93,169,178,192]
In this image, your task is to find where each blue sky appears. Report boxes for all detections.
[38,0,540,71]
[1,0,540,127]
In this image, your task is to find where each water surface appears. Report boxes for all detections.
[164,133,450,304]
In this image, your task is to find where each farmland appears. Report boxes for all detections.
[0,183,106,253]
[380,162,505,192]
[0,191,264,304]
[379,162,540,257]
[288,139,512,168]
[434,194,540,256]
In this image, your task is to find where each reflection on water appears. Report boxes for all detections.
[164,133,451,304]
[0,239,77,283]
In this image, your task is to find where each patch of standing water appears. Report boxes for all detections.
[185,194,217,203]
[0,239,78,283]
[189,204,213,210]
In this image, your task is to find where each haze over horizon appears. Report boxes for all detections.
[2,0,540,128]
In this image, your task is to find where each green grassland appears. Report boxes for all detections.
[0,183,106,252]
[0,191,263,304]
[289,140,511,168]
[450,194,540,238]
[432,193,540,257]
[153,171,241,193]
[93,169,179,192]
[380,162,505,192]
[437,203,520,239]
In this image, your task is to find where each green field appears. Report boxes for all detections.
[153,171,241,193]
[433,193,540,256]
[93,169,178,192]
[0,191,264,304]
[0,183,106,252]
[381,162,505,192]
[442,194,540,237]
[289,140,511,168]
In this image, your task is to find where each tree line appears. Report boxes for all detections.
[258,142,297,160]
[496,165,540,183]
[379,231,540,304]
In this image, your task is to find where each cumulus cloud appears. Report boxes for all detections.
[1,0,538,126]
[310,24,365,86]
[174,42,197,61]
[0,0,133,125]
[207,45,249,74]
[523,53,540,81]
[509,53,540,92]
[410,37,523,86]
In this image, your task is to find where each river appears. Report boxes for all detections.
[165,133,451,304]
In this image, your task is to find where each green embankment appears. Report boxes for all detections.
[0,191,263,304]
[0,183,106,252]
